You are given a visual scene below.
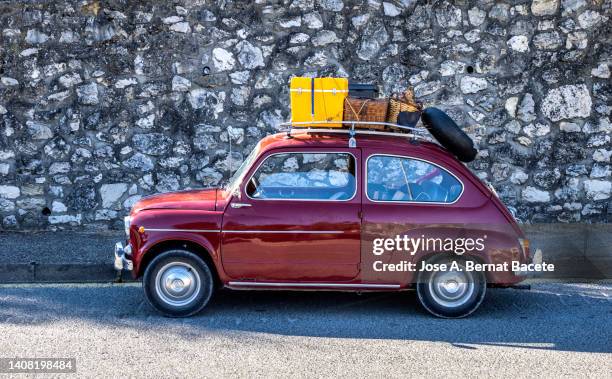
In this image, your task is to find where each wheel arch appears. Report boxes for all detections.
[138,239,221,288]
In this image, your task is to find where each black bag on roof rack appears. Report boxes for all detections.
[421,107,478,163]
[348,82,379,99]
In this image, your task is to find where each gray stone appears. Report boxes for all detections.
[468,7,486,26]
[460,76,488,94]
[0,163,9,175]
[66,184,97,210]
[51,200,67,213]
[507,35,530,52]
[133,134,172,156]
[1,77,19,86]
[303,12,323,29]
[169,22,191,33]
[26,121,53,140]
[188,89,225,118]
[172,75,191,92]
[155,173,180,193]
[578,10,603,29]
[522,186,551,203]
[560,122,581,132]
[318,0,343,12]
[562,0,586,14]
[115,78,137,89]
[312,31,340,46]
[510,170,529,184]
[25,29,49,44]
[3,215,17,228]
[95,209,117,221]
[59,73,82,88]
[0,199,15,212]
[584,180,611,200]
[357,21,388,61]
[0,185,20,199]
[123,195,142,210]
[383,2,402,17]
[541,84,592,121]
[231,87,250,106]
[591,63,610,79]
[590,164,610,179]
[279,16,301,28]
[533,32,563,50]
[100,183,128,208]
[517,94,536,123]
[439,60,466,76]
[531,0,559,16]
[236,41,264,69]
[435,3,462,28]
[212,48,236,71]
[76,83,99,105]
[48,214,81,225]
[489,4,510,22]
[123,153,154,171]
[197,168,224,186]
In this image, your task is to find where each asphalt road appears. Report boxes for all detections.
[0,283,610,378]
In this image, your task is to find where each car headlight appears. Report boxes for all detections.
[124,216,131,237]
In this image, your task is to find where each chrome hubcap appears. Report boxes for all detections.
[429,268,474,308]
[155,262,200,307]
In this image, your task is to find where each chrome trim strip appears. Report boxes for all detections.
[228,281,400,289]
[146,228,220,233]
[223,230,344,234]
[364,153,465,205]
[144,228,344,234]
[243,150,358,203]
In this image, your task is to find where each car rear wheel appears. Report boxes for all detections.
[416,256,486,318]
[143,250,214,317]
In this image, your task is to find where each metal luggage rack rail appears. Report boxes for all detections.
[279,121,434,144]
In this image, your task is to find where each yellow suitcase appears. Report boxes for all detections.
[290,77,348,128]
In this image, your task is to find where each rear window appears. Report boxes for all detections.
[367,155,462,203]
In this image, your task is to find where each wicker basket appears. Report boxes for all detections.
[386,88,422,124]
[343,97,389,130]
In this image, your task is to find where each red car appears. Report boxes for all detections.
[114,128,536,318]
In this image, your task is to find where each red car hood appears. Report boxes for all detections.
[132,188,219,213]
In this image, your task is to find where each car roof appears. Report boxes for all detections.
[258,131,455,161]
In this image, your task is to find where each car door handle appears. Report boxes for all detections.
[231,202,252,208]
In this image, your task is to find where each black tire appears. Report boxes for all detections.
[143,249,214,317]
[416,255,486,318]
[421,107,478,162]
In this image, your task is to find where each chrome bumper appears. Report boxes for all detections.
[114,242,133,271]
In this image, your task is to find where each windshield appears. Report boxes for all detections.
[225,143,260,193]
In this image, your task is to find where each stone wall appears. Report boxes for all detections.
[0,0,610,230]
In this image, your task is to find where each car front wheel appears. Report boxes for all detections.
[416,256,486,318]
[143,249,214,317]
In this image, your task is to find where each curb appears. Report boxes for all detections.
[0,263,136,283]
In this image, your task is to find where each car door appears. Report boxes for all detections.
[360,152,468,284]
[221,148,361,282]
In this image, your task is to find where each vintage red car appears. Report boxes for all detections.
[114,127,537,318]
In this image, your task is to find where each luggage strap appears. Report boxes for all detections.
[311,77,315,121]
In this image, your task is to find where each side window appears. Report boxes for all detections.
[246,152,356,201]
[367,155,462,203]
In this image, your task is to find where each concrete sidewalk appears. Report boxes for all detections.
[0,224,610,283]
[0,231,124,282]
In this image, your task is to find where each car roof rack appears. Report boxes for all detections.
[279,120,434,147]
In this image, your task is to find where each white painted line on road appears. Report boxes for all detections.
[0,282,141,288]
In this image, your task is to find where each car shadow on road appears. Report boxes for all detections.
[0,283,610,354]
